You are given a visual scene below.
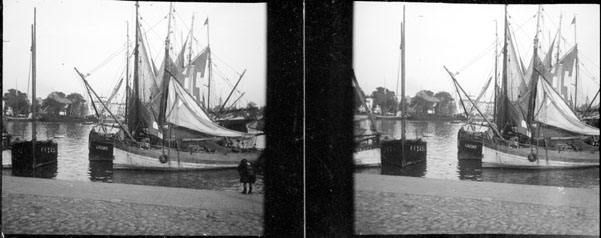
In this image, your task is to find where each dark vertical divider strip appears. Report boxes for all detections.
[264,1,305,237]
[306,0,355,236]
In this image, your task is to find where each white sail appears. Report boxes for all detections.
[165,77,248,137]
[534,76,599,135]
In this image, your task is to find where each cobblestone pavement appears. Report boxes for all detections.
[355,188,600,235]
[2,176,262,236]
[2,193,262,236]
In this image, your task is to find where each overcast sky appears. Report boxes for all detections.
[354,2,600,106]
[3,0,266,107]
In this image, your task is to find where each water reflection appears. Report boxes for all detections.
[3,121,263,192]
[381,160,427,177]
[354,119,599,189]
[457,159,482,181]
[10,162,58,179]
[88,159,113,182]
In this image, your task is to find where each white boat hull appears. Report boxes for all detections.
[2,150,12,168]
[482,144,599,169]
[354,147,381,167]
[113,144,260,170]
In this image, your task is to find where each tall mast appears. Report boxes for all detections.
[166,3,173,52]
[573,14,578,110]
[188,14,195,65]
[158,2,174,128]
[527,5,542,127]
[401,5,406,143]
[493,20,498,123]
[31,8,37,165]
[207,18,212,111]
[500,4,509,132]
[131,1,140,136]
[125,21,130,124]
[395,22,402,116]
[555,12,562,65]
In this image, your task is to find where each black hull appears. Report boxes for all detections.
[457,127,483,158]
[11,140,58,170]
[406,115,461,122]
[457,138,483,158]
[381,139,427,168]
[216,118,254,133]
[88,129,114,159]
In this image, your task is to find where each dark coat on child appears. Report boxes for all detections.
[237,159,256,183]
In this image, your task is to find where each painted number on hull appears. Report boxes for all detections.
[465,144,478,149]
[410,145,426,152]
[96,146,108,150]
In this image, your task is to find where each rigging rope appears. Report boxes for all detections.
[580,54,601,69]
[508,12,536,61]
[457,14,536,76]
[140,25,158,72]
[542,9,560,34]
[87,42,127,76]
[509,23,528,70]
[456,41,495,75]
[212,52,242,76]
[579,62,600,87]
[174,9,191,34]
[212,62,241,95]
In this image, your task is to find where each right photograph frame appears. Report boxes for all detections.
[352,1,600,235]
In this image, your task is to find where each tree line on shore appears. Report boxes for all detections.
[356,87,456,116]
[3,88,265,121]
[2,88,89,118]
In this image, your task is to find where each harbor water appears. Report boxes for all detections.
[2,121,264,193]
[3,121,599,190]
[356,119,600,190]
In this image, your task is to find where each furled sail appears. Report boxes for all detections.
[534,76,599,135]
[165,76,248,137]
[542,34,556,73]
[136,26,160,104]
[497,26,529,134]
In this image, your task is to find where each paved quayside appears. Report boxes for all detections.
[355,173,599,235]
[2,176,263,236]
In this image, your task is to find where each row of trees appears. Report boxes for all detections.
[410,90,455,116]
[356,87,456,116]
[3,89,89,118]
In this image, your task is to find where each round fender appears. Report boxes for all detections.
[159,155,169,164]
[527,153,537,162]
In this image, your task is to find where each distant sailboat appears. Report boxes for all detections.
[11,8,58,172]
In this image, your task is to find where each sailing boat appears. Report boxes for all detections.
[450,5,599,169]
[77,2,260,170]
[86,26,131,159]
[11,8,58,172]
[454,23,501,159]
[380,6,427,168]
